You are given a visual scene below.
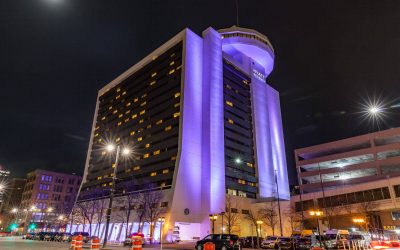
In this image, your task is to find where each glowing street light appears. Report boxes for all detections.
[310,210,324,247]
[11,208,18,213]
[103,143,131,247]
[368,106,381,115]
[235,158,242,164]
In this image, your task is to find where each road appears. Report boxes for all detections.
[0,237,197,250]
[0,237,70,250]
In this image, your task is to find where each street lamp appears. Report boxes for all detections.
[220,212,225,234]
[11,208,18,214]
[158,217,166,250]
[353,218,365,231]
[310,210,324,248]
[209,214,218,234]
[256,220,263,249]
[103,143,131,247]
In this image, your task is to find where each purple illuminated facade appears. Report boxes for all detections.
[78,26,289,241]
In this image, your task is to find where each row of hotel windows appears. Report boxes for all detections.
[227,188,249,198]
[38,184,74,193]
[97,167,171,181]
[98,95,181,128]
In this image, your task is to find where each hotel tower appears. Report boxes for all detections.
[76,26,290,241]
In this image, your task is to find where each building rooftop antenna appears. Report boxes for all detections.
[235,0,240,26]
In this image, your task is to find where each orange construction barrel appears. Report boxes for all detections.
[75,235,83,250]
[131,236,142,250]
[91,236,100,250]
[70,236,76,249]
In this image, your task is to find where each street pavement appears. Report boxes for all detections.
[0,236,197,250]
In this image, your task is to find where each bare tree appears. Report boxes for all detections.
[245,209,263,249]
[94,199,107,236]
[76,200,98,235]
[358,201,379,232]
[224,196,241,234]
[144,190,165,243]
[116,192,138,237]
[260,202,279,236]
[284,204,301,234]
[135,193,147,233]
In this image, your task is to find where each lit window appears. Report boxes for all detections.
[125,169,131,173]
[226,101,233,107]
[125,110,131,114]
[117,122,122,126]
[165,126,172,131]
[124,118,129,123]
[98,138,102,142]
[169,69,175,75]
[170,53,175,57]
[110,173,115,177]
[226,84,232,90]
[113,110,118,114]
[228,119,234,124]
[160,182,166,187]
[176,65,182,70]
[116,95,121,99]
[248,182,256,187]
[151,72,157,77]
[109,182,113,186]
[101,151,106,156]
[137,137,142,141]
[246,162,253,167]
[132,114,137,119]
[101,116,106,120]
[140,101,146,107]
[94,133,99,137]
[154,150,160,155]
[141,93,147,98]
[238,179,246,185]
[126,102,131,107]
[163,169,169,174]
[117,88,121,92]
[95,126,99,130]
[116,137,120,142]
[102,183,107,187]
[108,106,112,110]
[174,103,180,108]
[156,120,163,125]
[140,110,145,115]
[145,143,150,148]
[146,124,152,129]
[138,128,143,133]
[150,80,156,86]
[173,112,180,118]
[139,119,144,124]
[122,91,126,95]
[150,172,157,177]
[134,98,139,102]
[133,166,140,171]
[97,176,102,180]
[143,153,149,159]
[118,114,123,118]
[174,92,181,98]
[171,156,177,160]
[170,61,175,66]
[130,131,135,136]
[243,80,249,85]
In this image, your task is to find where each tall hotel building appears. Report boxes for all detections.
[77,26,289,240]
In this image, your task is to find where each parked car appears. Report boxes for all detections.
[261,236,280,249]
[123,233,145,247]
[35,232,49,241]
[242,236,264,248]
[195,234,241,250]
[23,233,36,240]
[277,237,296,250]
[325,230,350,249]
[349,232,371,247]
[295,237,312,250]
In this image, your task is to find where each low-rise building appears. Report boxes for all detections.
[293,128,400,233]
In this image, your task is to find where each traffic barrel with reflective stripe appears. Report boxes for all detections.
[131,236,142,250]
[91,236,100,250]
[70,236,76,249]
[75,235,83,250]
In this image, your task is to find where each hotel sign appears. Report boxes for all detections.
[253,69,266,82]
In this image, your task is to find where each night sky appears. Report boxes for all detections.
[1,1,400,184]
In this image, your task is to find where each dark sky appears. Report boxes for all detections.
[1,1,400,184]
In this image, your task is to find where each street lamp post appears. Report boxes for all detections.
[310,210,324,248]
[256,220,263,249]
[220,212,225,234]
[209,214,218,234]
[103,144,131,248]
[158,217,165,250]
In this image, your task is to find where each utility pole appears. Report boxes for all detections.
[275,169,283,236]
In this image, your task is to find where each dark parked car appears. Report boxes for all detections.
[277,237,296,250]
[35,232,49,241]
[242,236,264,248]
[295,237,312,250]
[195,234,241,250]
[261,236,280,249]
[54,233,72,242]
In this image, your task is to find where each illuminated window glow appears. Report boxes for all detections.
[173,112,180,118]
[226,101,233,107]
[150,172,157,176]
[137,137,142,141]
[156,120,163,125]
[174,92,181,98]
[143,153,149,159]
[228,119,234,124]
[165,126,172,131]
[163,169,169,174]
[151,72,157,77]
[154,150,160,155]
